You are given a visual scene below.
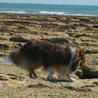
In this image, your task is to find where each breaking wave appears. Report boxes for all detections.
[0,10,97,17]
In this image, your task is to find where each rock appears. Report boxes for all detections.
[0,43,9,49]
[9,36,29,42]
[93,25,98,28]
[74,33,90,37]
[86,27,93,30]
[86,50,98,54]
[0,77,8,81]
[18,26,28,30]
[76,66,98,79]
[44,38,69,44]
[59,25,76,30]
[79,18,91,22]
[82,66,98,78]
[9,32,15,36]
[93,82,98,86]
[78,23,87,27]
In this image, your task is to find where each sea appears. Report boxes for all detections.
[0,3,98,17]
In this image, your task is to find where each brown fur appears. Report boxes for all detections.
[9,40,87,80]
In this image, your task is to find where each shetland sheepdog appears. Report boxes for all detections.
[9,40,87,81]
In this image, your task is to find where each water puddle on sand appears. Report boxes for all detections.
[0,58,13,64]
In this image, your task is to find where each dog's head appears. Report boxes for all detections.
[78,48,87,69]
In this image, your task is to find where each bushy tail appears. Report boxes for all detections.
[8,47,36,70]
[8,47,22,65]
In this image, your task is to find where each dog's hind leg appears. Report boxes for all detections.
[29,71,33,78]
[32,70,38,78]
[29,69,38,78]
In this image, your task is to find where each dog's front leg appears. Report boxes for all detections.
[66,74,75,82]
[47,70,55,80]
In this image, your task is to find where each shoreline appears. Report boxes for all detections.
[0,13,98,17]
[0,3,98,17]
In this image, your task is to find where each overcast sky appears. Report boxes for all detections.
[0,0,98,6]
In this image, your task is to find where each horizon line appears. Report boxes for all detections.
[0,2,98,6]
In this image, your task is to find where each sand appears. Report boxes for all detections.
[0,13,98,98]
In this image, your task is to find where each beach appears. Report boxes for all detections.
[0,13,98,98]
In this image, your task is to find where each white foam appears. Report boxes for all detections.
[0,10,97,17]
[0,10,27,14]
[39,11,97,16]
[39,11,68,15]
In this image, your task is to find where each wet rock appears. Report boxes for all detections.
[0,43,9,49]
[76,66,98,79]
[9,36,29,42]
[79,18,91,22]
[0,76,8,81]
[86,50,98,54]
[82,66,98,78]
[18,26,28,30]
[72,17,78,19]
[74,33,90,37]
[59,25,76,30]
[4,20,30,24]
[31,31,38,35]
[78,23,87,27]
[93,25,98,28]
[44,38,69,44]
[28,83,49,88]
[9,32,15,36]
[93,82,98,86]
[78,88,92,92]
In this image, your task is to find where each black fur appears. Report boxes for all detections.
[19,40,71,69]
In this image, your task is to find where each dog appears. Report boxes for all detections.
[9,40,87,81]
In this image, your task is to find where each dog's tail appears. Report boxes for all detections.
[8,46,37,70]
[8,47,27,69]
[8,47,22,65]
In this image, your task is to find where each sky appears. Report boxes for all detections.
[0,0,98,6]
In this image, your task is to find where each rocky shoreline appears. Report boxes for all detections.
[0,13,98,98]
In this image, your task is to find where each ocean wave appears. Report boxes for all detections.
[39,11,97,16]
[39,11,68,15]
[63,13,97,17]
[0,10,97,17]
[0,10,27,14]
[69,14,97,16]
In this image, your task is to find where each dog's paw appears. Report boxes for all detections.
[47,76,52,80]
[69,77,75,82]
